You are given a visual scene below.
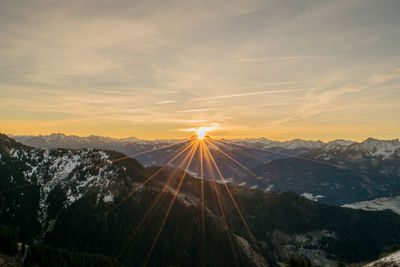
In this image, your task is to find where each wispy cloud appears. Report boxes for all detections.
[298,68,400,118]
[236,81,305,89]
[192,89,306,101]
[177,108,216,113]
[156,100,176,105]
[232,56,328,63]
[266,67,400,128]
[174,119,210,123]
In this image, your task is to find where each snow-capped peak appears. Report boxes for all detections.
[323,139,354,151]
[280,139,324,150]
[230,138,324,150]
[358,138,400,159]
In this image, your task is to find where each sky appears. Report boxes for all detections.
[1,0,400,141]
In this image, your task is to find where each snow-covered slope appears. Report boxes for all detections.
[323,139,354,151]
[365,250,400,267]
[320,138,400,160]
[231,137,400,159]
[9,147,119,228]
[231,138,325,150]
[358,138,400,159]
[342,195,400,215]
[0,135,146,239]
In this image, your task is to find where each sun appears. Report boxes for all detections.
[195,128,208,140]
[183,124,218,140]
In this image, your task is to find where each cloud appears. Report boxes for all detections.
[192,89,306,101]
[177,108,216,113]
[1,0,399,139]
[232,56,328,63]
[298,68,400,118]
[181,123,220,133]
[266,67,400,128]
[156,100,176,105]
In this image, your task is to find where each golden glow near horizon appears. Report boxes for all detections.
[184,126,218,141]
[1,1,400,140]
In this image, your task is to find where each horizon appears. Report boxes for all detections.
[1,0,400,141]
[5,131,400,143]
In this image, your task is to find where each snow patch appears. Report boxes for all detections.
[103,192,114,203]
[365,250,400,266]
[342,195,400,215]
[216,178,233,184]
[185,169,200,178]
[301,193,325,202]
[264,184,274,192]
[10,149,19,158]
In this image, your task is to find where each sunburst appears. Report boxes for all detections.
[4,128,360,266]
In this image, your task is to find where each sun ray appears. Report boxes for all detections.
[204,139,273,190]
[133,142,197,232]
[199,140,206,266]
[112,140,195,213]
[117,140,199,259]
[199,141,238,261]
[202,140,264,257]
[141,142,194,187]
[205,139,260,179]
[144,141,200,266]
[120,141,194,236]
[201,142,226,218]
[212,139,267,165]
[135,141,198,228]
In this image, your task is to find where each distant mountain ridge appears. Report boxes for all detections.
[230,137,326,150]
[9,133,180,148]
[11,133,400,157]
[8,133,400,208]
[234,137,400,157]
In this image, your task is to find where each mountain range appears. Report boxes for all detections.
[10,133,400,207]
[1,133,400,266]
